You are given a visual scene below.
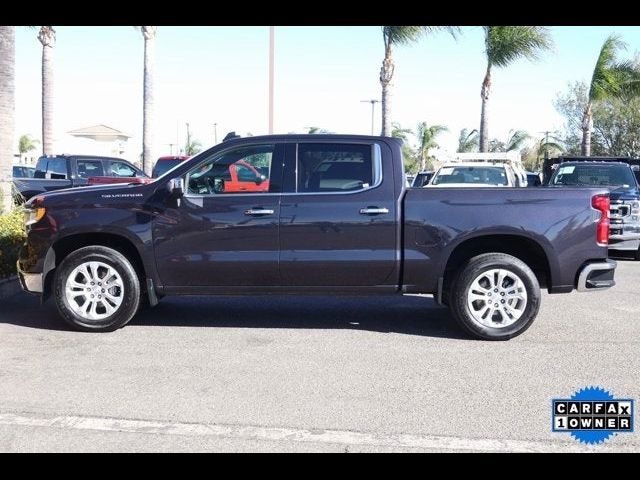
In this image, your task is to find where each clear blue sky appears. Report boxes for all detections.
[13,26,640,156]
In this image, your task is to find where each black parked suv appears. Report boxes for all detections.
[546,157,640,258]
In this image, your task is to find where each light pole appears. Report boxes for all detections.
[361,99,380,135]
[213,123,218,144]
[185,122,190,154]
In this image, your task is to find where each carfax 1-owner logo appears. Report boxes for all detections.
[552,386,634,444]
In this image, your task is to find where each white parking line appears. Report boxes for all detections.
[0,411,629,452]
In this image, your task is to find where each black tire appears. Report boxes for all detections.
[635,247,640,261]
[54,246,141,332]
[448,253,541,340]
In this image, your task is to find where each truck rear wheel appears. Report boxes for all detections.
[448,253,541,340]
[54,246,141,332]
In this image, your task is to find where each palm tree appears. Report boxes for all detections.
[141,26,156,175]
[416,122,447,171]
[18,134,40,162]
[457,128,478,152]
[391,122,419,173]
[391,122,413,142]
[505,129,530,151]
[380,26,458,137]
[185,138,202,156]
[538,132,564,159]
[488,129,531,153]
[581,35,640,156]
[479,26,552,152]
[37,26,55,156]
[0,26,15,213]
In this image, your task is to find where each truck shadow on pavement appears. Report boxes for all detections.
[0,292,468,339]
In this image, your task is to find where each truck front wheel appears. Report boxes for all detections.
[53,246,141,332]
[448,253,541,340]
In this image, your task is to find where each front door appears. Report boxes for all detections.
[153,143,284,288]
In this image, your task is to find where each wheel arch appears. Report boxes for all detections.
[44,231,151,302]
[442,234,552,293]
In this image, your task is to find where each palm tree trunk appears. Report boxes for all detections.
[581,102,593,156]
[142,27,156,176]
[420,150,426,171]
[380,44,394,137]
[0,26,15,213]
[38,27,55,156]
[479,64,492,153]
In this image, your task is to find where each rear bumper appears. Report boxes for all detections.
[608,236,640,251]
[576,260,616,292]
[17,261,43,294]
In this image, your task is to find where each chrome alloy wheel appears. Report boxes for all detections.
[65,261,124,321]
[466,268,527,328]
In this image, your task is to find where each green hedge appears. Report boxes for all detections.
[0,210,26,279]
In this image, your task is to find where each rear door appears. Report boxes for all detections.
[278,140,399,288]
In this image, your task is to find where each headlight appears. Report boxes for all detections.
[25,207,46,226]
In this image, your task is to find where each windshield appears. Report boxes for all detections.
[153,160,183,178]
[431,166,508,186]
[551,164,637,187]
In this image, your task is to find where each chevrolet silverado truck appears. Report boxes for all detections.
[18,135,616,340]
[546,157,640,259]
[15,154,149,200]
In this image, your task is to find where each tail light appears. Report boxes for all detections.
[592,194,610,246]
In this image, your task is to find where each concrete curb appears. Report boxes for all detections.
[0,276,21,300]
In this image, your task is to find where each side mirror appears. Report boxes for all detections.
[255,174,267,185]
[169,177,184,197]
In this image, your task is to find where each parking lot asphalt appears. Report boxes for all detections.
[0,254,638,452]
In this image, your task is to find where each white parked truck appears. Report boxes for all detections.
[429,152,528,188]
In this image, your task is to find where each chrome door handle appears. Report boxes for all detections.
[359,207,389,215]
[244,208,275,216]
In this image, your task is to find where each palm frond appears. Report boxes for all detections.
[588,34,640,102]
[383,26,459,48]
[485,26,552,68]
[391,122,413,142]
[457,128,478,152]
[382,26,423,48]
[506,129,531,151]
[417,122,448,152]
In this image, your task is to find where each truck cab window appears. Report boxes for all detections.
[76,160,104,178]
[49,158,67,179]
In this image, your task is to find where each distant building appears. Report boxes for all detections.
[62,124,137,165]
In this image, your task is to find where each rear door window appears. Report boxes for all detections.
[296,143,376,193]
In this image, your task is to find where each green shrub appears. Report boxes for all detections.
[0,210,26,279]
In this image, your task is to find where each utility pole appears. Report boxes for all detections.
[268,26,275,134]
[185,122,190,154]
[361,99,380,135]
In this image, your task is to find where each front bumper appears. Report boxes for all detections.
[576,260,616,292]
[17,261,43,294]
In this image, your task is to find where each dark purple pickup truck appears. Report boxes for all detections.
[17,135,616,340]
